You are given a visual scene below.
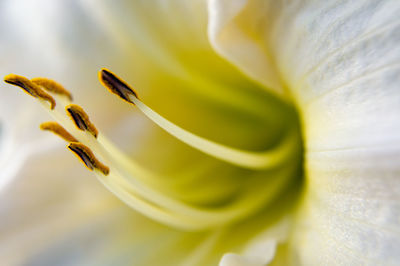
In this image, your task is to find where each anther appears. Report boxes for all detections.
[66,104,98,138]
[98,68,139,104]
[4,74,56,109]
[32,77,73,101]
[68,142,109,175]
[40,122,78,142]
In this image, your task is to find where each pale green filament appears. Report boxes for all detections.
[129,96,298,170]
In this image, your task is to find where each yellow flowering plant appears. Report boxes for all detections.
[0,0,399,265]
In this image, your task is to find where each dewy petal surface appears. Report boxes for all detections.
[210,0,400,265]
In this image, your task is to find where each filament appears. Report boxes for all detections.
[130,96,298,169]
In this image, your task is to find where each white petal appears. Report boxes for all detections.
[291,147,400,265]
[208,0,400,264]
[272,0,400,150]
[220,253,268,266]
[208,0,284,96]
[219,218,289,266]
[271,1,400,263]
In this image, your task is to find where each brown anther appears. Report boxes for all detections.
[66,104,98,138]
[98,68,139,104]
[4,74,56,109]
[31,77,73,101]
[68,142,109,175]
[40,122,77,142]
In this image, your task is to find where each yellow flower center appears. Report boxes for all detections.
[4,70,304,231]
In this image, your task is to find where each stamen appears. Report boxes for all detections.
[66,104,98,138]
[98,69,298,169]
[31,77,73,101]
[99,68,139,104]
[4,72,301,230]
[4,74,56,109]
[40,122,77,142]
[68,142,109,175]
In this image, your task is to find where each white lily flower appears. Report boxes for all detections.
[0,0,399,265]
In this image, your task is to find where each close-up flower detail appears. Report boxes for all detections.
[0,0,399,265]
